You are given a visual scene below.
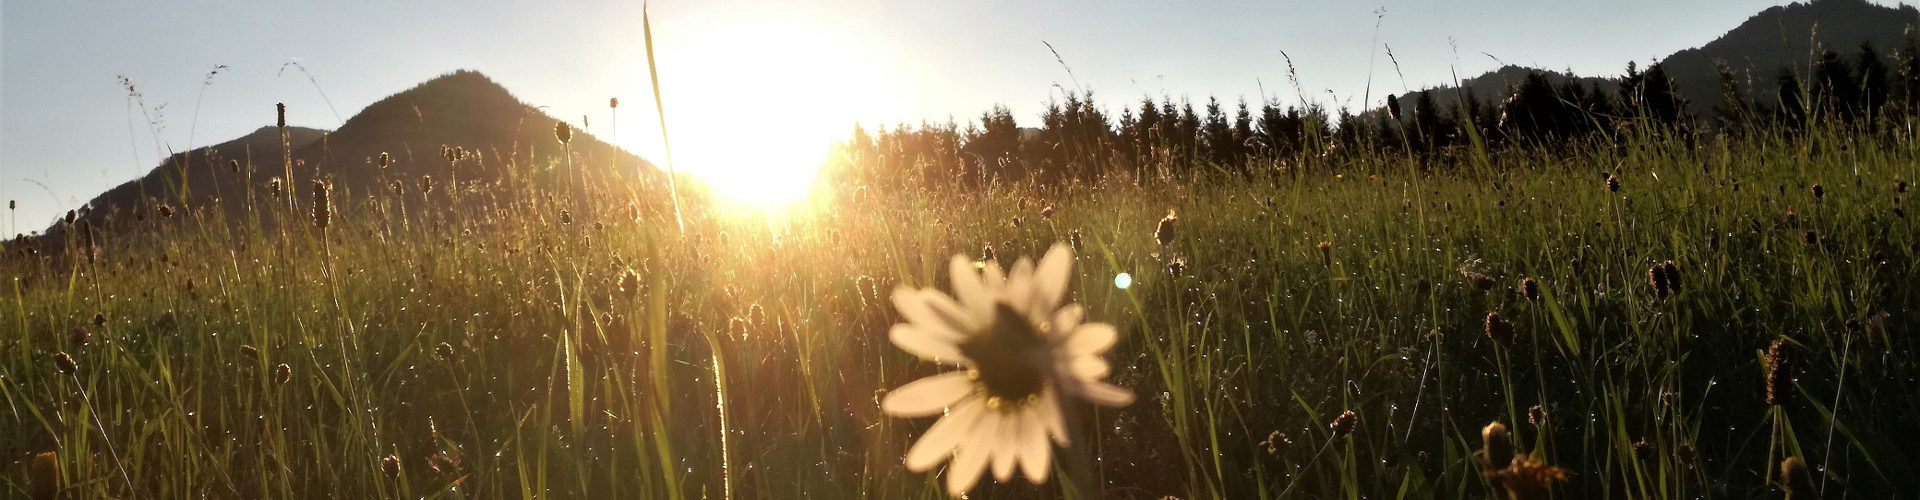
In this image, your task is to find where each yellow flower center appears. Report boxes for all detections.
[960,303,1052,408]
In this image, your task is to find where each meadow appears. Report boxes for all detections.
[2,116,1916,499]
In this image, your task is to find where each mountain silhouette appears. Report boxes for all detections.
[52,70,656,239]
[1393,0,1920,120]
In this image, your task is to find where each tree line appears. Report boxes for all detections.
[833,37,1920,189]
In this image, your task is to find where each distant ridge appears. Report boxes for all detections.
[56,70,657,238]
[1394,0,1920,119]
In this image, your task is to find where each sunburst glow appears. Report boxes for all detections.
[645,8,894,209]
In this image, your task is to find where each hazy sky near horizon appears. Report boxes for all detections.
[0,0,1887,227]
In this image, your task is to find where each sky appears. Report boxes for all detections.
[0,0,1890,228]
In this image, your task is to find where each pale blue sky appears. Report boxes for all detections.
[0,0,1873,228]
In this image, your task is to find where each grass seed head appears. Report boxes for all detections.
[1767,338,1792,406]
[1167,258,1186,277]
[1330,410,1358,440]
[1156,210,1178,246]
[1518,277,1540,300]
[1633,439,1654,461]
[311,181,332,230]
[434,342,454,360]
[1261,430,1292,455]
[239,344,259,361]
[276,102,286,129]
[52,352,77,375]
[378,152,391,169]
[1485,311,1513,346]
[273,363,293,385]
[1528,405,1547,426]
[555,121,572,145]
[619,268,642,300]
[1606,174,1621,192]
[1648,265,1671,298]
[1661,260,1681,291]
[1069,229,1084,252]
[230,159,241,173]
[381,454,401,477]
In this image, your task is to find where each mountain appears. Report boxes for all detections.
[52,70,656,238]
[1393,0,1920,120]
[1660,0,1920,117]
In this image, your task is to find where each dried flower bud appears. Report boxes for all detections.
[1329,410,1358,440]
[1518,277,1540,300]
[378,152,392,169]
[273,363,293,385]
[1633,439,1654,461]
[618,268,642,300]
[1472,273,1497,291]
[69,326,91,346]
[434,342,454,360]
[381,454,401,477]
[1485,311,1513,346]
[52,352,77,374]
[311,181,331,230]
[555,121,572,144]
[1606,174,1621,193]
[1156,210,1178,246]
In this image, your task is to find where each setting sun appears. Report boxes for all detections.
[639,7,894,209]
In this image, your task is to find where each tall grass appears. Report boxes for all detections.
[1,112,1915,499]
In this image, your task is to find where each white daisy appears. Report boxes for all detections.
[881,243,1134,496]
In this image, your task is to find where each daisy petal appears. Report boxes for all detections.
[1016,409,1053,482]
[946,415,995,495]
[894,289,978,336]
[1077,380,1135,407]
[1065,323,1118,356]
[1033,244,1074,314]
[1037,388,1069,447]
[1069,357,1110,380]
[882,371,976,417]
[982,261,1006,294]
[949,255,991,318]
[906,396,986,471]
[1006,257,1037,314]
[990,414,1020,482]
[1048,304,1084,339]
[890,325,969,366]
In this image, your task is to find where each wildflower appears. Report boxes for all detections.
[1633,439,1654,461]
[381,454,402,477]
[1155,210,1177,246]
[427,452,460,473]
[1528,405,1546,426]
[1779,457,1817,500]
[1676,442,1698,469]
[1329,410,1359,440]
[555,121,572,145]
[52,352,77,375]
[1518,278,1540,301]
[1260,430,1292,455]
[619,268,642,300]
[747,303,768,331]
[434,342,454,360]
[273,363,293,385]
[1471,273,1497,291]
[1766,339,1792,406]
[1648,265,1671,298]
[1497,455,1568,500]
[1605,174,1620,193]
[1316,241,1332,265]
[239,344,259,361]
[1485,311,1513,346]
[880,243,1133,495]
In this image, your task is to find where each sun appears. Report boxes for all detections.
[643,8,894,210]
